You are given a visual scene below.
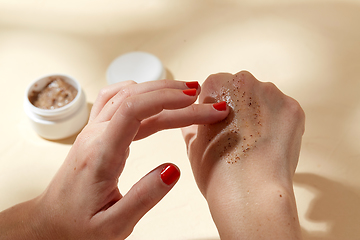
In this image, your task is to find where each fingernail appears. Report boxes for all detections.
[213,101,227,111]
[183,89,197,96]
[185,81,199,89]
[160,164,180,185]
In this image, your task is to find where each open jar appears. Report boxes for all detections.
[24,74,88,140]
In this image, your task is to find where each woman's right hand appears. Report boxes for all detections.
[0,79,230,240]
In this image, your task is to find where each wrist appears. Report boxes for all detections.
[206,176,301,240]
[204,147,294,199]
[0,196,51,240]
[206,166,294,210]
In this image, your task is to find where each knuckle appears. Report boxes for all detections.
[189,104,197,113]
[286,97,305,120]
[262,82,278,92]
[159,79,173,88]
[260,82,284,101]
[119,86,132,99]
[192,104,200,115]
[120,98,135,117]
[237,70,254,78]
[237,70,257,82]
[258,81,305,131]
[133,184,155,210]
[233,71,259,88]
[124,80,137,86]
[280,96,306,135]
[188,104,199,124]
[97,87,112,100]
[97,80,136,102]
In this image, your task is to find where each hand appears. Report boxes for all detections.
[182,71,305,239]
[0,79,229,240]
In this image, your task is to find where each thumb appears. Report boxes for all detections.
[112,163,180,232]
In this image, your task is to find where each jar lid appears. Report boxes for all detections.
[106,51,166,85]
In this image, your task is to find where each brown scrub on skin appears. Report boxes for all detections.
[29,77,78,110]
[198,72,263,164]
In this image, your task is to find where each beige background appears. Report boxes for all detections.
[1,0,360,239]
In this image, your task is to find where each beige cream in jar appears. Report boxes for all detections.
[29,77,78,110]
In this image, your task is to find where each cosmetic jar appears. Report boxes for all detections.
[24,74,88,140]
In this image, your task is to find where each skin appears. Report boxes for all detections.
[0,79,229,240]
[182,71,305,240]
[0,71,305,239]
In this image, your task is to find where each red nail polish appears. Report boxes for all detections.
[213,101,227,111]
[160,164,180,185]
[185,81,199,89]
[183,89,197,96]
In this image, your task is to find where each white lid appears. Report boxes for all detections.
[106,51,166,84]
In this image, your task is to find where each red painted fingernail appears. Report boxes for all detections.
[183,89,197,96]
[160,164,180,185]
[213,101,227,111]
[185,81,199,89]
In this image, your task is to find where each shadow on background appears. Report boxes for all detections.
[294,173,360,240]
